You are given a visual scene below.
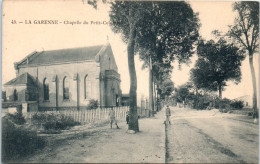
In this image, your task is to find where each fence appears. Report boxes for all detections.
[25,106,129,125]
[139,97,166,117]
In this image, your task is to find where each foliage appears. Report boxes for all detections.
[43,114,80,131]
[190,38,244,98]
[173,83,193,103]
[173,80,244,111]
[6,112,26,125]
[172,82,221,110]
[135,2,200,66]
[196,96,210,110]
[31,112,80,131]
[2,117,46,161]
[158,78,174,100]
[32,112,46,125]
[228,2,259,53]
[214,98,231,110]
[135,1,200,90]
[230,100,244,109]
[86,99,99,110]
[192,92,215,110]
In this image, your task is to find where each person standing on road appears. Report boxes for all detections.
[166,105,171,125]
[109,108,120,129]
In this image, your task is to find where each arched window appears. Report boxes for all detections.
[63,76,69,100]
[84,75,91,99]
[43,78,49,100]
[13,89,18,101]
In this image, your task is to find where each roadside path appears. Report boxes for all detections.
[22,111,166,163]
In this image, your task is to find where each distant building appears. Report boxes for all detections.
[3,43,122,111]
[233,95,252,108]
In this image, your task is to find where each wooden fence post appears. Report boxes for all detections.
[83,110,85,123]
[98,108,100,120]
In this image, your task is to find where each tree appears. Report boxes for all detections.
[190,38,244,99]
[153,64,173,111]
[173,83,192,104]
[158,78,174,100]
[135,2,199,115]
[109,2,141,132]
[228,2,259,117]
[109,1,199,131]
[176,84,188,103]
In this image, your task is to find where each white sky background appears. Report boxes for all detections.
[2,1,259,101]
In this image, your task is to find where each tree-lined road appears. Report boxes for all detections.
[166,107,259,163]
[17,107,258,163]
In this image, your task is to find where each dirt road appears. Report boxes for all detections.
[18,107,258,163]
[166,107,259,163]
[21,116,165,163]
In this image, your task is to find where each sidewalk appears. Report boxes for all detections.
[83,110,166,163]
[23,110,166,163]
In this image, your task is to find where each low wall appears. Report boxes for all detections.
[21,101,38,113]
[2,101,38,114]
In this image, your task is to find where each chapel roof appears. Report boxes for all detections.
[4,72,36,86]
[16,44,108,67]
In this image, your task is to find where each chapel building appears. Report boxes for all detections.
[3,43,122,111]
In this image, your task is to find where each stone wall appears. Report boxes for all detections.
[4,85,27,102]
[22,101,38,112]
[104,70,121,107]
[18,61,100,108]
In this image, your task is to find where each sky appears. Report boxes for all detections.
[2,0,259,101]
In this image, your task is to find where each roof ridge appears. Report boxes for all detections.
[4,73,36,86]
[96,43,109,57]
[15,51,37,69]
[4,73,26,85]
[16,43,108,68]
[42,44,104,53]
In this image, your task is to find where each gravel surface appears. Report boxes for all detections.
[14,107,259,163]
[20,113,165,163]
[166,107,259,163]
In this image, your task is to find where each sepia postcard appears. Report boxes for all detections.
[1,0,259,163]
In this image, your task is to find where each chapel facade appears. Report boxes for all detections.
[4,43,122,111]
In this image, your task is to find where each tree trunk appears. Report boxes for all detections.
[156,83,159,112]
[127,20,139,132]
[218,83,222,99]
[249,52,258,118]
[195,88,198,109]
[153,77,156,112]
[149,57,154,117]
